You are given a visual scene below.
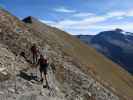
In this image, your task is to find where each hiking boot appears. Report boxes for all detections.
[43,85,49,89]
[40,78,43,83]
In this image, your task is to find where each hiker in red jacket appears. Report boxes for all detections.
[30,44,39,64]
[37,54,49,88]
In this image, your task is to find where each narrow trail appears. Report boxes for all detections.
[0,61,65,100]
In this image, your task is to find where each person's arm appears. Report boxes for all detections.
[46,59,49,66]
[37,59,40,66]
[37,48,41,56]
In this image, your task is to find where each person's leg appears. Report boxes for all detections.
[35,54,38,64]
[40,70,43,83]
[43,74,49,88]
[35,54,38,76]
[44,74,48,86]
[33,53,35,64]
[31,54,35,77]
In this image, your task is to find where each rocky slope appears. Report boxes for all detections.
[0,8,133,100]
[0,43,65,100]
[22,16,133,100]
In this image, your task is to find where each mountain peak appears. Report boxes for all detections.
[22,16,38,23]
[114,28,123,33]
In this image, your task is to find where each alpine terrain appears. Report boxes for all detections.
[76,29,133,74]
[0,8,133,100]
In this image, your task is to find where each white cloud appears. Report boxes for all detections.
[39,16,107,35]
[73,12,95,17]
[106,10,133,18]
[40,20,56,25]
[127,10,133,16]
[54,7,76,13]
[52,16,108,28]
[40,18,133,35]
[106,11,126,17]
[40,9,133,35]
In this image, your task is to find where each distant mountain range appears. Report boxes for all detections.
[76,29,133,74]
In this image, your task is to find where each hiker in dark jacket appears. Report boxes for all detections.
[30,44,39,64]
[37,54,49,88]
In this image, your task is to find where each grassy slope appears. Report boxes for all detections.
[26,19,133,100]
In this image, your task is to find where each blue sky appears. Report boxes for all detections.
[0,0,133,35]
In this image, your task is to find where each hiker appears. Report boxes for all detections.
[30,43,39,64]
[37,54,49,88]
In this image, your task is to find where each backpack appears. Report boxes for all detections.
[40,58,48,65]
[31,46,37,53]
[43,59,48,65]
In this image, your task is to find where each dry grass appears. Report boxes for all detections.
[27,19,133,100]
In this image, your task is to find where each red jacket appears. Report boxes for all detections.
[31,45,38,54]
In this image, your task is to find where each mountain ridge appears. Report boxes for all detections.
[0,8,133,100]
[76,29,133,74]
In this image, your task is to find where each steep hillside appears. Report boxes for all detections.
[23,17,133,100]
[0,8,133,100]
[0,43,65,100]
[0,9,65,100]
